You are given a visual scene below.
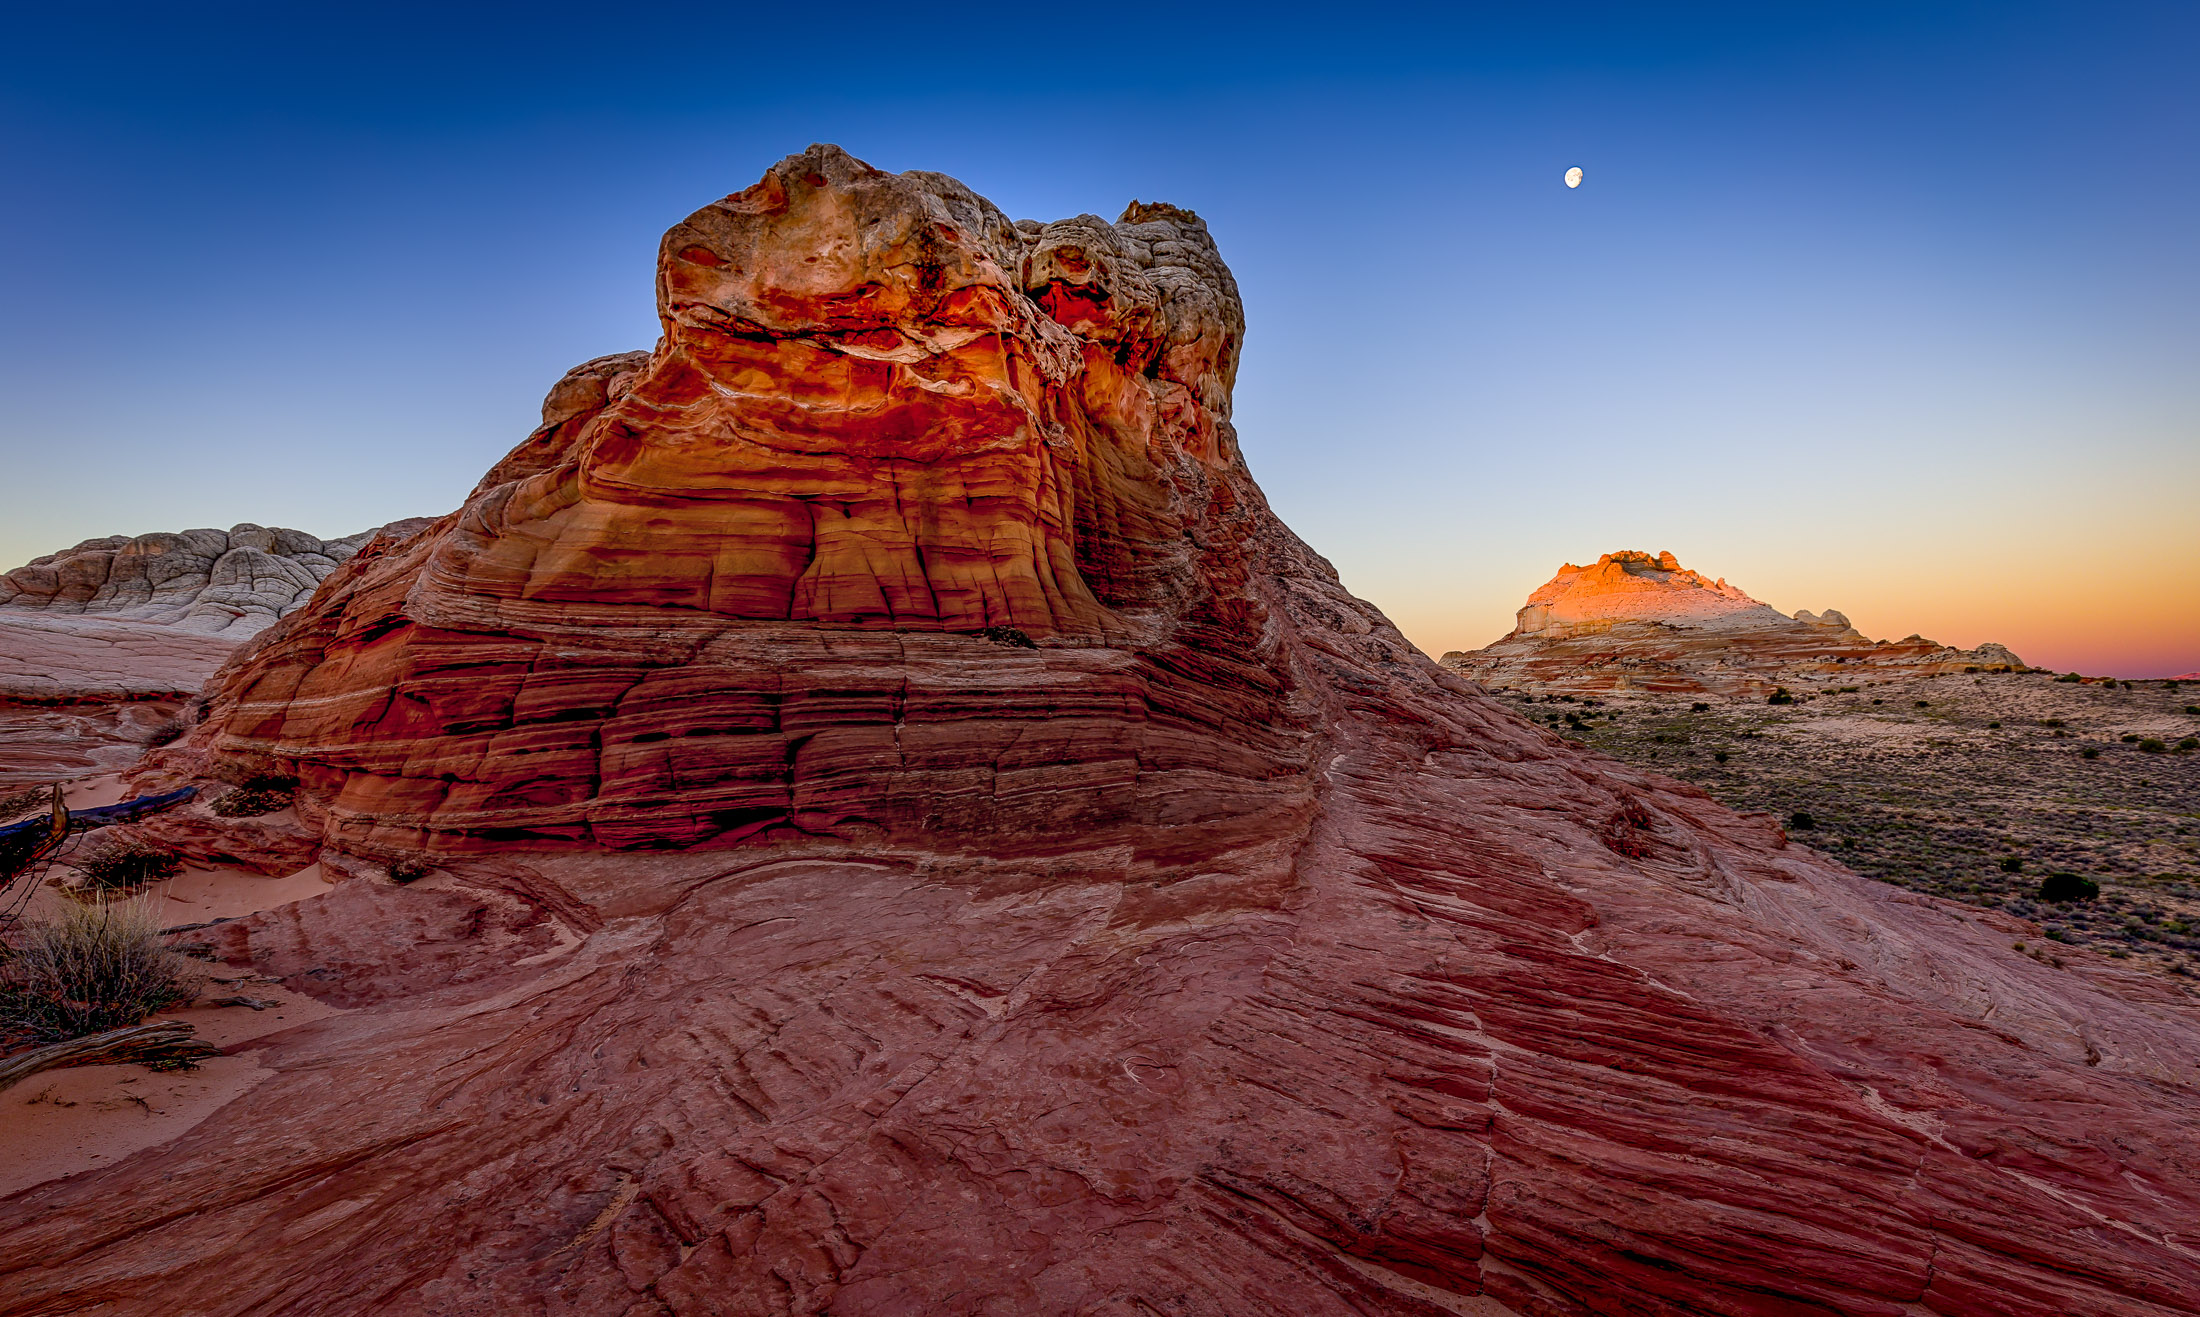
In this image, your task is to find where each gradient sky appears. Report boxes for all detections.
[3,2,2193,675]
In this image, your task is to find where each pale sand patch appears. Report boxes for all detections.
[160,861,332,925]
[0,1055,268,1198]
[0,984,337,1199]
[61,772,130,810]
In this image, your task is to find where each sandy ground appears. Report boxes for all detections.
[0,981,336,1198]
[2,774,343,1199]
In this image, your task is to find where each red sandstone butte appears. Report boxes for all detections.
[1443,550,2029,697]
[4,147,2197,1317]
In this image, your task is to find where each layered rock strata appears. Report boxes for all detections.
[3,150,2196,1317]
[1444,550,2027,697]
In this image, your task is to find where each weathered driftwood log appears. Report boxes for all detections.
[0,1020,223,1092]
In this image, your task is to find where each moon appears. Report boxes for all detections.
[1564,166,1583,189]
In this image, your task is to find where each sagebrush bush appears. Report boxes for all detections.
[2037,873,2099,903]
[2138,738,2166,754]
[0,898,202,1042]
[75,836,182,892]
[0,786,48,823]
[209,785,291,818]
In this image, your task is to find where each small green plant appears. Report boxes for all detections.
[74,836,182,893]
[0,786,48,823]
[2137,738,2166,754]
[2081,747,2099,759]
[2178,737,2198,753]
[2040,719,2066,728]
[978,625,1036,649]
[2185,705,2200,716]
[1788,811,1816,830]
[1767,687,1795,705]
[2120,733,2140,743]
[1999,856,2024,873]
[209,785,291,818]
[1691,702,1711,713]
[1914,700,1929,708]
[0,898,203,1042]
[1986,721,2001,728]
[2037,872,2099,903]
[1713,751,1729,764]
[2055,672,2082,683]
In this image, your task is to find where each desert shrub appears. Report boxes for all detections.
[1914,700,1929,708]
[2178,738,2198,753]
[74,836,182,892]
[2186,705,2200,716]
[209,784,292,817]
[0,786,49,823]
[1766,688,1795,705]
[1691,702,1711,713]
[2054,672,2081,683]
[1788,811,1816,830]
[2040,718,2065,728]
[0,898,202,1042]
[978,625,1035,649]
[1713,751,1730,764]
[386,857,434,884]
[2138,738,2166,754]
[2000,856,2024,873]
[2120,733,2140,743]
[1987,720,2002,728]
[2037,873,2099,903]
[2080,747,2099,759]
[143,714,191,748]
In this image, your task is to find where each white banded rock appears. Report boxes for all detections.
[0,520,431,637]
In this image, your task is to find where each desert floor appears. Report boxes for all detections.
[1524,670,2200,980]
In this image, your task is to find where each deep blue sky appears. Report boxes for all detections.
[3,2,2194,673]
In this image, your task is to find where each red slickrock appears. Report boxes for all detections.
[1443,550,2028,697]
[5,149,2197,1317]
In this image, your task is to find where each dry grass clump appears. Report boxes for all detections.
[209,784,292,818]
[0,785,51,825]
[0,898,203,1043]
[75,835,183,893]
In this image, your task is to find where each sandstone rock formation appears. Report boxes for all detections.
[1,521,431,637]
[4,150,2197,1317]
[0,521,432,784]
[1444,550,2029,697]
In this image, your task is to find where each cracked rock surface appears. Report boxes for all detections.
[5,147,2196,1317]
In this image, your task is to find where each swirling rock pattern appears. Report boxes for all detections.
[1444,550,2029,697]
[5,149,2196,1317]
